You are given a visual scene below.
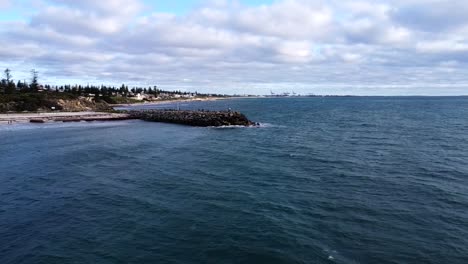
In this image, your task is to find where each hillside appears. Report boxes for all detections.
[0,93,111,112]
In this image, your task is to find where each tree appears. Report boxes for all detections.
[2,68,16,94]
[5,81,16,94]
[17,80,29,91]
[30,69,39,92]
[4,68,11,83]
[0,79,5,94]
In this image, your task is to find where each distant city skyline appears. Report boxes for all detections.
[1,0,467,95]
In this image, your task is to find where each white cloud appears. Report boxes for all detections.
[417,40,468,53]
[273,41,315,63]
[26,0,142,37]
[9,21,97,46]
[341,53,363,63]
[235,0,334,40]
[0,0,468,95]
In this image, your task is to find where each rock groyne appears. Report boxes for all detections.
[129,110,256,127]
[1,110,256,127]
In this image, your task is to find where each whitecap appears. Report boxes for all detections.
[257,123,287,128]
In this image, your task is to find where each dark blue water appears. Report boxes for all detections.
[1,97,468,264]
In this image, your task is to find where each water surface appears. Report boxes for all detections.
[1,97,468,263]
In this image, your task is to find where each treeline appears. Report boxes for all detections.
[0,68,222,98]
[40,84,192,97]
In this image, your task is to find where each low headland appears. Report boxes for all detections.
[0,73,256,127]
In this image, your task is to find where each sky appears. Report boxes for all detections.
[1,0,468,95]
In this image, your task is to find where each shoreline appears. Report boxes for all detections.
[110,96,233,107]
[0,109,255,127]
[0,96,253,126]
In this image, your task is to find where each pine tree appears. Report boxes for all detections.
[3,69,16,94]
[30,69,39,92]
[4,68,11,83]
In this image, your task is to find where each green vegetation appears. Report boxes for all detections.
[0,93,77,112]
[0,68,227,112]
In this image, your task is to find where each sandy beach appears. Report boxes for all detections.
[110,96,231,107]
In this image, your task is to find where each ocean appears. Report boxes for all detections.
[1,97,467,264]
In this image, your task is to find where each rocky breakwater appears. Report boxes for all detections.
[129,110,256,127]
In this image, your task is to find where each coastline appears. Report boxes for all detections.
[110,96,232,107]
[0,98,225,125]
[0,96,252,125]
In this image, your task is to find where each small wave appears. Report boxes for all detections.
[210,123,282,129]
[210,125,253,129]
[323,249,338,263]
[257,123,287,128]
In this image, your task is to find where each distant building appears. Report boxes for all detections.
[135,93,144,100]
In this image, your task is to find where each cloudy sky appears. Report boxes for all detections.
[1,0,467,95]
